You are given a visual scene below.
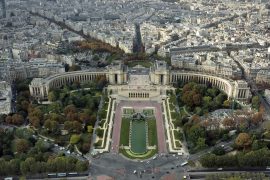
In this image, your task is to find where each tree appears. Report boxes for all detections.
[64,105,77,116]
[87,126,93,133]
[251,140,260,151]
[35,139,50,152]
[251,112,263,125]
[72,121,82,133]
[200,153,217,167]
[48,102,62,113]
[252,96,260,110]
[235,133,252,149]
[5,115,13,124]
[196,137,207,150]
[11,114,24,125]
[203,96,212,109]
[14,139,29,154]
[81,143,91,154]
[48,91,57,102]
[193,93,202,106]
[79,112,90,123]
[187,124,206,144]
[20,100,30,111]
[207,88,219,98]
[96,76,107,90]
[28,108,43,124]
[212,146,225,155]
[75,160,89,172]
[88,114,97,126]
[190,115,201,124]
[64,121,73,132]
[222,117,236,129]
[70,134,80,144]
[29,116,40,128]
[44,120,59,133]
[66,112,79,121]
[223,99,231,108]
[215,93,227,107]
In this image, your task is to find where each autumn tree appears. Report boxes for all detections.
[64,104,77,116]
[222,117,236,129]
[251,112,263,125]
[14,139,29,153]
[235,133,252,150]
[29,116,40,128]
[28,107,43,124]
[79,112,90,123]
[11,114,24,125]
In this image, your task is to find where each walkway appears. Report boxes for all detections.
[111,101,167,154]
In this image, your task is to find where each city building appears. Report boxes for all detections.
[0,81,11,115]
[0,59,65,82]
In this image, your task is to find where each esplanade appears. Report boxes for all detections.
[29,60,251,102]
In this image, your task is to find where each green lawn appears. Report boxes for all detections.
[175,141,182,148]
[119,148,157,160]
[148,119,157,146]
[174,130,184,141]
[123,108,134,115]
[131,120,147,154]
[120,118,130,146]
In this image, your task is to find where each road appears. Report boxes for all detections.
[188,140,234,161]
[187,168,270,179]
[89,153,189,179]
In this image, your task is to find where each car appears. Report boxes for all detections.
[4,177,13,180]
[183,175,190,179]
[133,170,137,174]
[152,155,157,160]
[68,172,78,177]
[266,166,270,170]
[217,168,223,171]
[180,161,188,167]
[57,173,67,177]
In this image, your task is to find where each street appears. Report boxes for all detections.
[89,153,189,179]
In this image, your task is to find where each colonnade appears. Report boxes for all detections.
[48,73,106,89]
[237,89,248,99]
[128,92,150,98]
[170,72,233,97]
